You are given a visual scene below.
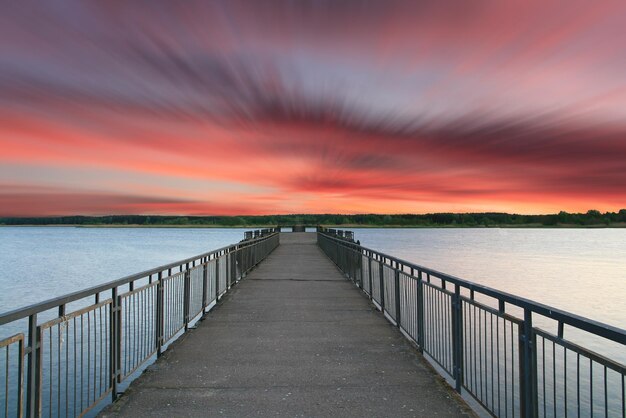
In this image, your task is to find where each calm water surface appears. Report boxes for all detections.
[0,227,624,417]
[1,227,624,329]
[0,227,244,313]
[353,228,626,331]
[351,228,625,417]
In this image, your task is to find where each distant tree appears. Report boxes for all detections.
[557,211,571,224]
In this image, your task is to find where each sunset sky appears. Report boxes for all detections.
[1,1,625,216]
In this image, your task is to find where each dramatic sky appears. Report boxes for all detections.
[1,1,625,216]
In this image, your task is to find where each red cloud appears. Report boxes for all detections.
[1,1,625,215]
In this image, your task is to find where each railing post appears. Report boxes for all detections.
[340,243,344,272]
[201,259,208,312]
[215,256,220,301]
[226,251,231,289]
[110,286,121,400]
[394,268,401,327]
[357,248,362,287]
[254,243,259,266]
[368,254,373,301]
[247,245,252,273]
[341,246,354,282]
[239,246,242,275]
[348,246,353,281]
[156,272,164,357]
[183,263,190,332]
[352,246,357,283]
[347,246,351,279]
[379,257,385,312]
[356,248,361,286]
[244,246,249,275]
[233,248,238,282]
[519,308,537,418]
[417,271,424,352]
[249,243,254,271]
[451,284,463,392]
[240,247,245,277]
[339,242,342,268]
[348,246,353,280]
[26,313,41,418]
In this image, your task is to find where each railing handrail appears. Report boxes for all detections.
[317,229,624,417]
[0,230,279,325]
[318,230,626,345]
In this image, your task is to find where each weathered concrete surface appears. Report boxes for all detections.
[101,233,474,418]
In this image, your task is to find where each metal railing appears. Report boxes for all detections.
[0,229,279,418]
[243,228,276,241]
[316,227,354,242]
[317,228,625,418]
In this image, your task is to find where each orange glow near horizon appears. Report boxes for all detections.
[1,1,625,216]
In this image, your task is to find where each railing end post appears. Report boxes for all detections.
[452,284,463,393]
[519,308,537,418]
[26,313,40,418]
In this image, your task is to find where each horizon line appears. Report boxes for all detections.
[2,209,625,219]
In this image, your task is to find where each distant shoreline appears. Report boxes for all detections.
[2,223,625,229]
[2,211,625,229]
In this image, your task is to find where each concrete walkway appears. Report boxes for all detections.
[101,233,473,417]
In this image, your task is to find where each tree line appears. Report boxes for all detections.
[1,210,626,227]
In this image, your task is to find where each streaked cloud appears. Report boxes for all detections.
[1,0,625,215]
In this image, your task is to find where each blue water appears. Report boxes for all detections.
[352,228,626,331]
[1,226,624,332]
[0,227,624,417]
[351,228,626,417]
[0,227,244,314]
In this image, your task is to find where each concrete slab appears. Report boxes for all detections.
[100,233,475,418]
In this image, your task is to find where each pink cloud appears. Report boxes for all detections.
[1,1,625,215]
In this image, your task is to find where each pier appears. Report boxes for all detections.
[101,233,470,417]
[1,228,624,418]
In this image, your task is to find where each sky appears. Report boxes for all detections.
[1,1,625,216]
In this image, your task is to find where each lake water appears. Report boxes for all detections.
[0,227,244,313]
[352,228,626,331]
[0,227,624,417]
[350,228,626,417]
[1,226,624,337]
